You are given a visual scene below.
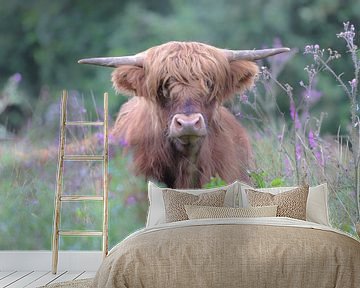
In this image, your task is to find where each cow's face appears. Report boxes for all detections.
[111,42,258,155]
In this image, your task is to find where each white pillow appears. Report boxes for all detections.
[146,181,239,228]
[238,182,330,226]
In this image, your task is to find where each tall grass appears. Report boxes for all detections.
[0,91,147,250]
[234,21,359,235]
[0,21,359,250]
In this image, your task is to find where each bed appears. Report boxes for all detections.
[92,182,360,288]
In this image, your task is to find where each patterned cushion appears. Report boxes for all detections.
[146,181,239,228]
[245,185,309,220]
[184,205,278,219]
[162,189,226,223]
[238,182,330,226]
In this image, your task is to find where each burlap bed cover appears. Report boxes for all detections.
[92,217,360,287]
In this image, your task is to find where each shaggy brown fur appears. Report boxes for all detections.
[111,41,258,188]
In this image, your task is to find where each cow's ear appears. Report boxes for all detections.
[111,66,147,97]
[228,60,259,95]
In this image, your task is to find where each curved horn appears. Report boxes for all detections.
[78,53,145,67]
[222,47,291,61]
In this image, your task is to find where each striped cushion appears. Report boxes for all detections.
[184,205,278,219]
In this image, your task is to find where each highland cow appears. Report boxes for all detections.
[79,42,289,188]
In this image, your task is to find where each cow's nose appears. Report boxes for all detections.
[170,113,207,137]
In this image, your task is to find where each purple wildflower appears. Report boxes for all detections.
[304,44,320,55]
[10,73,22,84]
[349,78,357,91]
[126,195,138,205]
[308,130,317,149]
[119,137,128,148]
[290,100,301,130]
[235,112,243,119]
[337,22,357,52]
[302,88,322,103]
[260,66,271,80]
[96,133,112,143]
[253,131,262,141]
[95,132,104,143]
[108,134,116,144]
[304,44,324,62]
[108,145,116,159]
[295,117,301,130]
[270,37,291,63]
[28,198,39,206]
[308,130,324,167]
[290,100,296,121]
[106,133,128,147]
[295,143,302,161]
[283,156,292,176]
[273,37,283,48]
[239,94,248,103]
[314,150,324,167]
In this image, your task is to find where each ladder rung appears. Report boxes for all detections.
[59,230,103,236]
[60,195,104,201]
[66,121,104,126]
[63,155,104,161]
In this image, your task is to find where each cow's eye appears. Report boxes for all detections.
[158,78,172,102]
[206,80,214,93]
[157,86,164,98]
[157,85,169,107]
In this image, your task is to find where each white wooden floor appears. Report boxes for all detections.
[0,251,102,288]
[0,270,95,287]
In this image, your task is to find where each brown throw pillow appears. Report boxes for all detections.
[162,189,226,223]
[245,185,309,220]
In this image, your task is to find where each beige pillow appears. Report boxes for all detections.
[146,181,239,227]
[184,205,278,219]
[245,185,309,220]
[239,182,330,226]
[162,189,226,223]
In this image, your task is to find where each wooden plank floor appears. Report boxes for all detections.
[0,270,96,287]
